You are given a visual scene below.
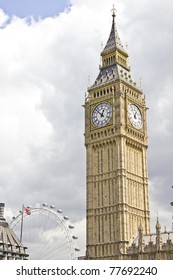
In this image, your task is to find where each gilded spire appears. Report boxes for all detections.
[90,5,131,90]
[112,4,116,18]
[102,4,126,55]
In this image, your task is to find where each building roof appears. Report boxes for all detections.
[0,203,28,259]
[89,8,141,91]
[101,9,127,56]
[91,64,137,89]
[131,231,173,247]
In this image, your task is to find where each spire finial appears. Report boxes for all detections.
[157,211,159,220]
[112,4,116,18]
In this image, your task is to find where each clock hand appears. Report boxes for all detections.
[101,109,105,117]
[96,109,104,118]
[96,109,102,116]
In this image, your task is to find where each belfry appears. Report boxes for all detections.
[84,7,173,260]
[84,7,150,259]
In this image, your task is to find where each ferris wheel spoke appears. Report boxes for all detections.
[10,204,79,260]
[40,240,69,260]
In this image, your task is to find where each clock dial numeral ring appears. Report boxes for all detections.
[128,104,143,129]
[92,103,112,128]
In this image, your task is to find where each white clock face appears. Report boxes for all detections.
[128,104,143,129]
[92,103,112,127]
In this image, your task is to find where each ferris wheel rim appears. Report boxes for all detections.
[10,203,80,260]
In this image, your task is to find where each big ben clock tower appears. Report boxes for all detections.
[84,8,150,260]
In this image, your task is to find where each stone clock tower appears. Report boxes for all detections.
[84,9,150,260]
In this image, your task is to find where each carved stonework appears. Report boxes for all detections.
[85,10,150,260]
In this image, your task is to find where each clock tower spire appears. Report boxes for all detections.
[101,5,129,71]
[85,7,150,260]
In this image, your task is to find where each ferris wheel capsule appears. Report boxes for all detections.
[10,204,79,260]
[69,225,74,229]
[72,235,78,240]
[42,203,48,207]
[64,216,69,220]
[75,247,80,252]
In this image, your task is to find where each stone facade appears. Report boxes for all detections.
[126,220,173,260]
[84,9,173,260]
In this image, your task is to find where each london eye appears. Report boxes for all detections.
[10,204,79,260]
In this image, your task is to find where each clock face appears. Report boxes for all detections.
[128,104,143,129]
[92,102,112,127]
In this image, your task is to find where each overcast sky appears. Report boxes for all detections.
[0,0,173,256]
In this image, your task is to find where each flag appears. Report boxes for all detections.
[23,207,31,215]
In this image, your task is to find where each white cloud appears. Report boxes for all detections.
[0,8,8,27]
[0,0,173,257]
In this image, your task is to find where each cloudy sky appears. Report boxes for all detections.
[0,0,173,256]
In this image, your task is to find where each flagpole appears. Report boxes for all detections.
[20,204,24,243]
